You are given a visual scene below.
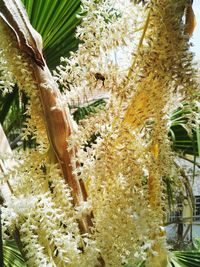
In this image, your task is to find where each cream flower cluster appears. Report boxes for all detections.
[54,0,142,107]
[0,0,199,266]
[0,18,48,151]
[0,15,99,267]
[1,150,100,266]
[0,51,15,94]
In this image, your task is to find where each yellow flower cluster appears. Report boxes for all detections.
[0,0,199,266]
[70,0,199,265]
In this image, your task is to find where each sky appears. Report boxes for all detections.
[191,1,200,61]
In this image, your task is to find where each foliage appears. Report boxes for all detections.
[193,238,200,250]
[21,0,81,70]
[168,238,200,267]
[72,98,106,123]
[3,240,26,267]
[169,103,200,156]
[136,239,200,267]
[169,250,200,267]
[0,0,81,144]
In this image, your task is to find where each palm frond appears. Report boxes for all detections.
[71,98,106,123]
[135,250,200,267]
[3,240,26,267]
[21,0,81,70]
[170,250,200,267]
[169,103,199,156]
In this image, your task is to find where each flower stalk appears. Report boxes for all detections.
[0,0,92,235]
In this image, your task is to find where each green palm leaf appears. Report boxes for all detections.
[169,103,199,156]
[170,251,200,267]
[135,251,200,267]
[21,0,81,70]
[0,0,82,141]
[3,240,26,267]
[0,89,18,125]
